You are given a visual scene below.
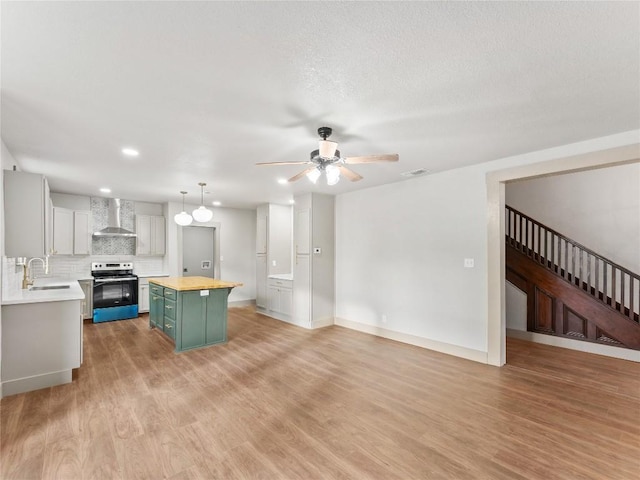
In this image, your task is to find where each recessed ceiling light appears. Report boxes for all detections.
[100,187,111,193]
[212,201,221,206]
[277,178,288,185]
[121,147,139,157]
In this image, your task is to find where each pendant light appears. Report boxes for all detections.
[192,182,213,222]
[174,191,193,226]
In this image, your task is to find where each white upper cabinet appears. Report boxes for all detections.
[52,207,91,255]
[295,208,311,255]
[53,207,74,255]
[73,211,91,255]
[256,205,268,254]
[4,171,52,258]
[136,215,166,256]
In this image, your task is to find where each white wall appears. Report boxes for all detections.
[335,131,640,364]
[506,163,640,273]
[336,165,489,355]
[165,201,256,303]
[505,281,527,331]
[1,139,21,399]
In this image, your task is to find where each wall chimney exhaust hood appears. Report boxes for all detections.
[92,198,137,237]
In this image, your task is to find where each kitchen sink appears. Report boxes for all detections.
[29,285,70,291]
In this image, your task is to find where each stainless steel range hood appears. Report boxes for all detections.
[92,198,137,237]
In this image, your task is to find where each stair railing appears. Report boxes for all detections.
[506,205,639,323]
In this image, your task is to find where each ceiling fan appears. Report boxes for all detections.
[256,127,399,185]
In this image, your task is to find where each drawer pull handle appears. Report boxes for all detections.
[165,323,173,329]
[152,296,159,300]
[165,305,173,310]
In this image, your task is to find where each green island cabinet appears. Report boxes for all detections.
[148,276,242,353]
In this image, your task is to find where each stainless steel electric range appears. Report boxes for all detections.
[91,262,138,323]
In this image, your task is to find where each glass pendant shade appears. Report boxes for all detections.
[174,211,193,226]
[325,164,340,186]
[192,205,213,222]
[192,182,213,222]
[319,140,338,158]
[306,168,321,184]
[174,191,193,226]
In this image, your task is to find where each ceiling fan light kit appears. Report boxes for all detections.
[257,126,399,185]
[192,182,213,222]
[174,191,194,226]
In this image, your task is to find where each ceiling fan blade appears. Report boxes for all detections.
[256,161,312,166]
[288,166,317,183]
[337,165,363,182]
[344,154,399,164]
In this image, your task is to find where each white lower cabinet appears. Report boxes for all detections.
[265,277,293,322]
[78,280,93,320]
[256,255,267,309]
[138,278,150,313]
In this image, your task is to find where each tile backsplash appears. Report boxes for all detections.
[2,255,165,293]
[91,197,136,256]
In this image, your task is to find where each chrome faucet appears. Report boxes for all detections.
[22,256,49,289]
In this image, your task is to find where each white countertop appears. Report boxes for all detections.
[268,273,293,281]
[1,278,85,306]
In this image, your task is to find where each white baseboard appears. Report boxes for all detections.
[229,299,255,308]
[310,316,334,329]
[335,317,488,364]
[506,328,640,362]
[1,369,73,398]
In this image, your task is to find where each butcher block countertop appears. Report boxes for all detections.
[147,276,242,291]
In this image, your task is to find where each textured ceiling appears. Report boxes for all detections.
[2,1,639,208]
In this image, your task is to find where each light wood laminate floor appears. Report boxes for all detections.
[1,307,639,479]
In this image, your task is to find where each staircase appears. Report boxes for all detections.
[505,205,640,350]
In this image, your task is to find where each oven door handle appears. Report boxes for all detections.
[93,277,138,284]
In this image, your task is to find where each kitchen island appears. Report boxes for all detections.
[148,276,242,353]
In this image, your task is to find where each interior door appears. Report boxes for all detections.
[182,226,215,278]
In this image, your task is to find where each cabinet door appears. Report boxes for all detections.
[73,211,91,255]
[180,291,206,350]
[280,288,293,317]
[149,290,164,329]
[293,255,311,325]
[79,280,93,320]
[256,213,268,254]
[268,286,280,312]
[295,208,311,255]
[139,284,150,313]
[206,289,228,344]
[256,255,267,308]
[53,207,74,255]
[136,215,152,255]
[152,216,166,255]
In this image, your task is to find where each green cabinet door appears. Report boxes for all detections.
[149,286,165,330]
[179,291,206,351]
[206,288,228,345]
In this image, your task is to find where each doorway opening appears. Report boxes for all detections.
[487,142,639,366]
[182,225,218,279]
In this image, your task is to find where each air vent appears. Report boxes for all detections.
[401,168,431,177]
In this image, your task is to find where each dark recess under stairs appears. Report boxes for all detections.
[505,205,640,350]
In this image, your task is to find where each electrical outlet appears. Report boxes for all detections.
[464,258,475,268]
[381,314,387,324]
[272,260,276,267]
[220,255,224,262]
